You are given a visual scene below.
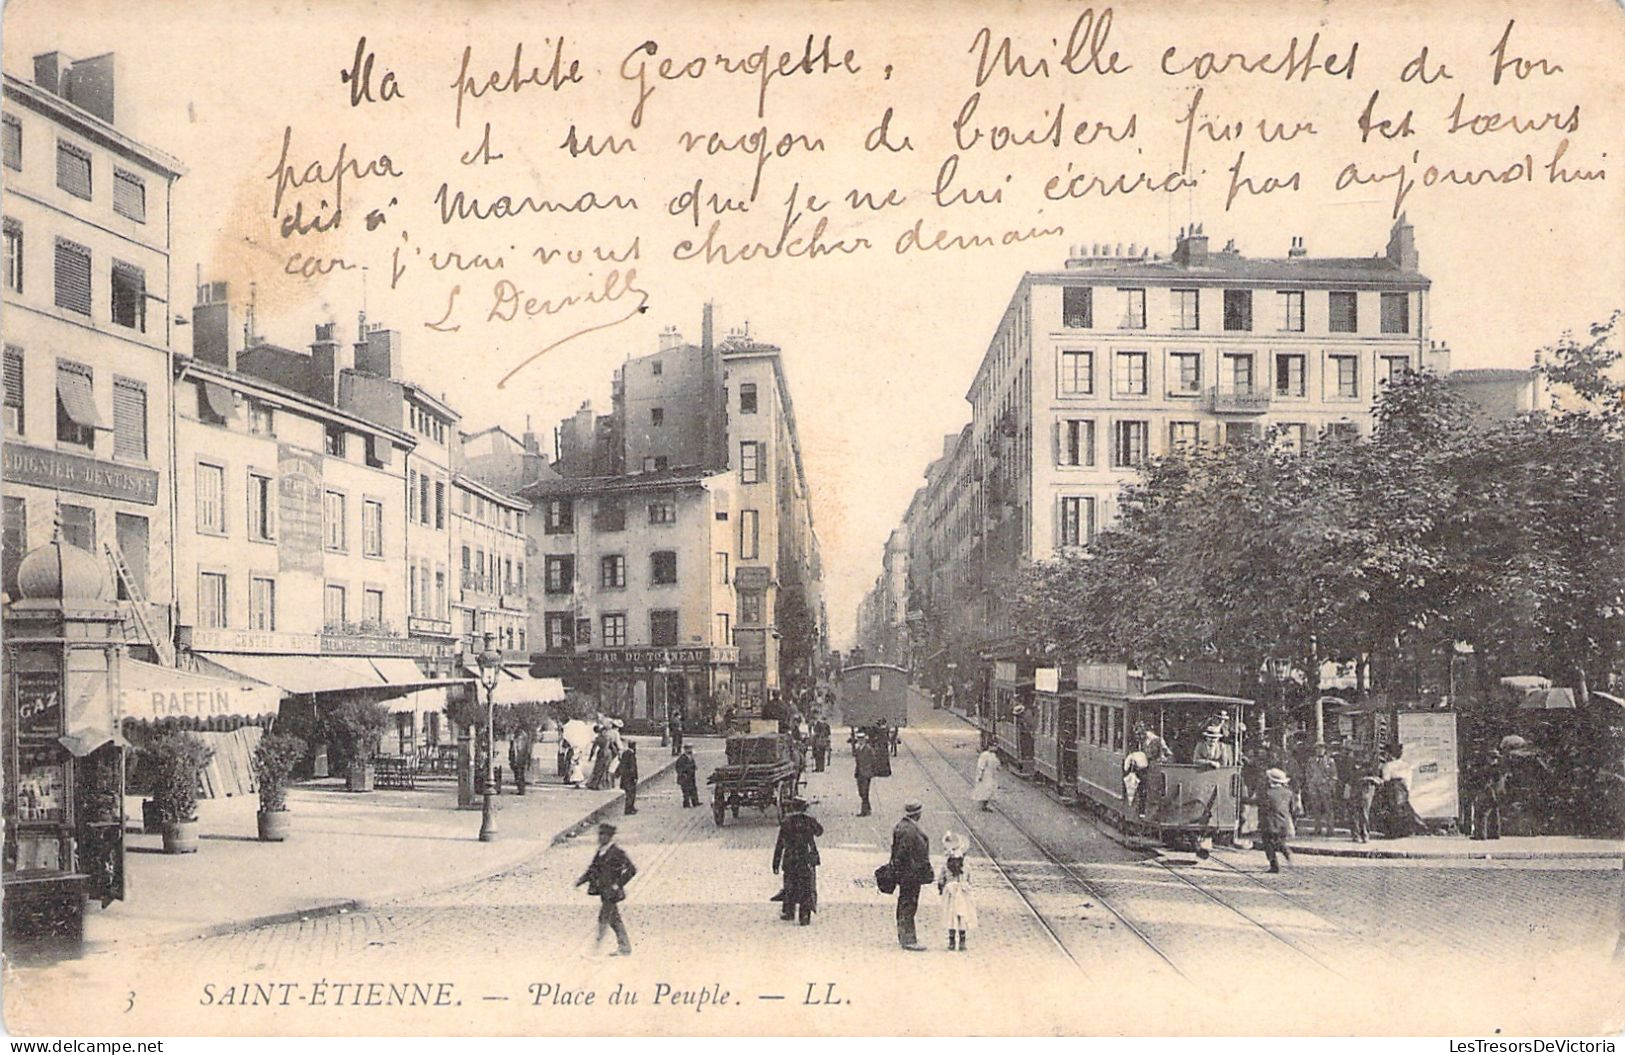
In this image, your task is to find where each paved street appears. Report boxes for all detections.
[8,695,1624,1036]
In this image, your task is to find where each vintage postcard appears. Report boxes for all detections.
[2,0,1623,1038]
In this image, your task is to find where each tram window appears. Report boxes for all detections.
[1112,712,1124,750]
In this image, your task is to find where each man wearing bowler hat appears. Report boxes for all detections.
[574,822,637,955]
[888,801,933,951]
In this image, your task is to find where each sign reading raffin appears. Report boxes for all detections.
[3,441,160,505]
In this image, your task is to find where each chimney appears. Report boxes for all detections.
[63,54,116,125]
[1173,223,1209,266]
[1424,339,1452,376]
[702,302,715,352]
[192,281,235,370]
[357,325,402,379]
[33,52,67,94]
[310,321,350,405]
[658,325,683,352]
[1288,236,1307,258]
[520,422,549,485]
[1386,214,1419,271]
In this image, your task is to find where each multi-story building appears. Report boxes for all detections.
[523,469,739,731]
[854,527,909,667]
[450,472,529,657]
[1,53,184,659]
[892,219,1448,707]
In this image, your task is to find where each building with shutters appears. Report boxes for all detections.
[1,52,185,661]
[450,471,530,659]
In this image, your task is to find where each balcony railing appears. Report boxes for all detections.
[1206,385,1272,413]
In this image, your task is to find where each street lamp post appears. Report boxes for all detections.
[657,652,672,748]
[476,633,502,842]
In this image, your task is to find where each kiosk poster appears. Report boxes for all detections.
[2,0,1624,1042]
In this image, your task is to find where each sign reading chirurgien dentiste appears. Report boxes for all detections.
[2,0,1623,1045]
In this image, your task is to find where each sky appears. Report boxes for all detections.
[7,0,1624,649]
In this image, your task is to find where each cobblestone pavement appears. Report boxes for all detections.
[8,706,1624,1036]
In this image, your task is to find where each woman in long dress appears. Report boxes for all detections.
[971,743,1001,811]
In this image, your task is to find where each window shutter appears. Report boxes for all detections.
[53,239,92,315]
[3,117,20,170]
[56,142,91,198]
[3,347,22,412]
[1052,420,1062,466]
[113,170,146,222]
[113,378,146,458]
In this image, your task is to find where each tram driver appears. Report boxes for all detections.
[1190,715,1236,769]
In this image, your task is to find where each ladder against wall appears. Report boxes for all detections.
[104,542,175,667]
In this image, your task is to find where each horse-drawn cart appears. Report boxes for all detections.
[708,733,803,826]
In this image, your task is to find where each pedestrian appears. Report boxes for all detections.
[971,740,1001,812]
[854,732,880,816]
[675,743,701,808]
[772,798,824,925]
[587,723,615,790]
[1472,750,1507,841]
[668,709,684,757]
[1190,719,1235,768]
[574,822,636,956]
[936,831,978,951]
[566,743,586,788]
[1351,751,1380,843]
[1378,743,1427,837]
[1256,767,1297,873]
[812,716,832,773]
[619,741,640,815]
[1304,742,1340,837]
[888,802,933,951]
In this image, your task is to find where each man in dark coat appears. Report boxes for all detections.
[889,802,932,950]
[675,744,701,808]
[854,733,880,816]
[812,717,832,773]
[1256,768,1297,873]
[772,799,824,925]
[668,710,684,756]
[574,822,637,955]
[619,741,640,815]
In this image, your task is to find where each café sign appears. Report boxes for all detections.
[591,647,739,668]
[3,442,160,505]
[182,626,450,659]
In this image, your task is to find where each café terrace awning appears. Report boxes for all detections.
[120,657,280,721]
[196,653,385,696]
[462,662,565,705]
[368,657,471,713]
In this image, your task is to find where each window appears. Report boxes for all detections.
[472,548,485,590]
[3,496,26,597]
[516,561,525,588]
[409,565,419,614]
[1118,288,1146,329]
[54,238,91,315]
[715,613,731,644]
[601,613,627,648]
[113,513,147,599]
[650,407,664,426]
[59,504,94,552]
[418,474,430,526]
[2,115,18,170]
[362,499,383,556]
[1062,286,1093,328]
[323,584,347,627]
[651,360,663,376]
[1169,421,1201,450]
[56,360,101,447]
[1114,351,1147,396]
[545,612,574,652]
[461,489,473,515]
[1169,352,1202,395]
[249,402,275,436]
[1381,292,1410,334]
[248,473,276,541]
[196,463,226,534]
[1172,289,1200,330]
[434,481,445,530]
[1278,290,1305,332]
[545,555,574,594]
[1381,355,1412,386]
[56,141,91,199]
[740,591,763,625]
[1058,496,1096,548]
[460,546,471,588]
[587,497,623,532]
[110,262,146,331]
[739,441,761,484]
[364,588,384,625]
[3,219,20,294]
[3,347,22,434]
[1112,420,1148,468]
[649,455,669,472]
[715,551,729,585]
[1223,353,1256,393]
[544,498,573,534]
[1275,353,1306,397]
[249,577,276,631]
[739,383,758,414]
[1329,291,1358,333]
[1225,421,1258,445]
[323,490,347,551]
[1224,289,1253,331]
[650,609,679,646]
[1059,350,1093,395]
[113,169,146,223]
[112,377,147,458]
[1278,422,1308,453]
[600,554,626,588]
[576,618,592,646]
[740,509,760,560]
[1330,354,1359,398]
[435,566,446,615]
[1324,421,1360,444]
[324,425,346,457]
[199,573,228,629]
[648,499,676,525]
[1058,419,1095,467]
[651,550,677,585]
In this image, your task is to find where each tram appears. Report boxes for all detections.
[989,659,1036,776]
[835,663,910,731]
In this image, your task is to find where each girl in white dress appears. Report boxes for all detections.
[937,831,978,951]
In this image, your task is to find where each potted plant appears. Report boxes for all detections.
[327,699,390,792]
[252,732,308,841]
[143,733,214,854]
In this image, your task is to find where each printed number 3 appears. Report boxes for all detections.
[125,991,135,1013]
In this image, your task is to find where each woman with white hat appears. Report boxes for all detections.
[936,831,978,951]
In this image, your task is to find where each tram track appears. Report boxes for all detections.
[906,720,1350,983]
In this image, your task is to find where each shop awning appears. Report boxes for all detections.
[122,657,280,720]
[61,666,127,756]
[1518,687,1577,711]
[198,653,383,695]
[491,674,565,705]
[200,381,239,422]
[369,657,469,689]
[57,365,109,430]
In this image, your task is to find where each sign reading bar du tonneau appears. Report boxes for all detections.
[3,442,160,505]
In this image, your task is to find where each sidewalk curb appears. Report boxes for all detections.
[1281,842,1625,861]
[82,755,683,953]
